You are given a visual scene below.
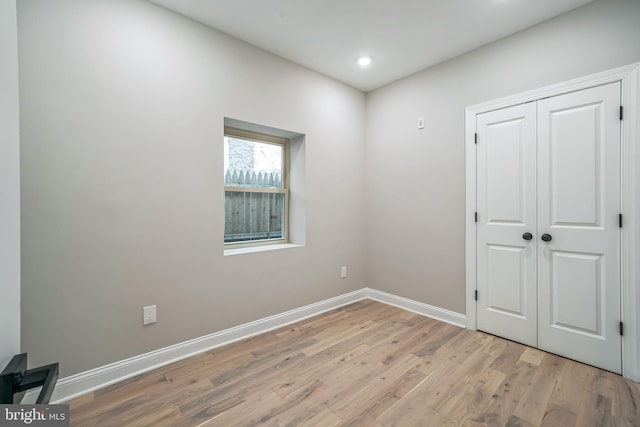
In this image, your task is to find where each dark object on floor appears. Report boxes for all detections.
[0,353,59,404]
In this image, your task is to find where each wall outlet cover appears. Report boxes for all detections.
[143,305,157,325]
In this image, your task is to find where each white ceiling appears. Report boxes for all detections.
[150,0,596,92]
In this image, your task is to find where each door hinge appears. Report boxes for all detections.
[474,133,478,144]
[474,290,478,301]
[475,212,478,223]
[619,213,623,228]
[620,106,624,121]
[619,321,624,336]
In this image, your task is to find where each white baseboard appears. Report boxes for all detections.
[39,288,464,403]
[365,288,467,328]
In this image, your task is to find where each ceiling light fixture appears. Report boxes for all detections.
[358,56,372,67]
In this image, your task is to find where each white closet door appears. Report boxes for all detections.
[537,82,622,373]
[476,103,537,347]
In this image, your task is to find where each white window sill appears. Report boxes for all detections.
[224,243,303,256]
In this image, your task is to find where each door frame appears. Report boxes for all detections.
[465,63,640,382]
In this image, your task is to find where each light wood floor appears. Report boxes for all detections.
[67,300,640,426]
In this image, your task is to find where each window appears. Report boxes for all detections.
[224,127,289,246]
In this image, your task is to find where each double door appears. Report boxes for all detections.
[476,82,622,373]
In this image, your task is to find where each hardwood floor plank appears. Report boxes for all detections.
[575,391,614,427]
[65,300,640,427]
[67,391,94,411]
[301,320,377,356]
[329,353,426,419]
[434,366,507,424]
[472,358,538,426]
[547,362,590,414]
[519,348,546,367]
[177,389,246,424]
[239,381,330,427]
[512,363,557,425]
[376,354,476,425]
[296,407,342,427]
[209,348,306,388]
[338,368,426,426]
[275,309,351,339]
[488,339,527,374]
[271,342,375,401]
[610,372,640,424]
[539,406,577,427]
[379,406,444,427]
[413,321,465,358]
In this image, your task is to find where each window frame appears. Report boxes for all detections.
[223,126,290,248]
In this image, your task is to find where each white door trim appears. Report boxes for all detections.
[465,63,640,382]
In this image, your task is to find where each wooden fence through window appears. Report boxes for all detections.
[224,170,284,243]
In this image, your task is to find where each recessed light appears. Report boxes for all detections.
[358,56,372,67]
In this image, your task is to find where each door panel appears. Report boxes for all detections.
[476,103,537,347]
[550,251,602,335]
[537,82,621,373]
[487,244,527,317]
[485,123,526,223]
[550,103,601,226]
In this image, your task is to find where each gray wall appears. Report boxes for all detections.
[365,0,640,314]
[0,0,21,369]
[19,0,365,376]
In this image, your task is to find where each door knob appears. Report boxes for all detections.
[522,232,533,240]
[541,233,552,242]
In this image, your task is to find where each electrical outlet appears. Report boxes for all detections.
[341,266,348,279]
[143,305,157,325]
